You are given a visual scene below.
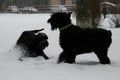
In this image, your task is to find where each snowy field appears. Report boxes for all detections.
[0,13,120,80]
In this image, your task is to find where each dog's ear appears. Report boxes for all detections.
[67,12,72,18]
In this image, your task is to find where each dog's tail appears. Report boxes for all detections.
[31,28,44,33]
[107,30,112,46]
[108,30,112,36]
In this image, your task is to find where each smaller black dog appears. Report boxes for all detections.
[16,28,49,61]
[48,12,112,64]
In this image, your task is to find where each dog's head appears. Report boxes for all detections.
[48,12,72,30]
[37,33,48,40]
[36,33,49,49]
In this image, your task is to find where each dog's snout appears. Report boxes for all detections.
[47,19,51,23]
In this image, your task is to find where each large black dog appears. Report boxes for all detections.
[16,28,49,61]
[48,12,112,64]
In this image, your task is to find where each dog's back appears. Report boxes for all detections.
[81,28,112,50]
[59,25,112,53]
[17,31,35,47]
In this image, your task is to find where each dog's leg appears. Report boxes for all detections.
[58,51,66,63]
[95,49,110,64]
[58,50,76,64]
[64,53,76,64]
[38,50,49,60]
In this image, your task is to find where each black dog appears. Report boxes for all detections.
[16,28,49,61]
[48,12,112,64]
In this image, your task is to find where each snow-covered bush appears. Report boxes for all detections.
[99,14,120,28]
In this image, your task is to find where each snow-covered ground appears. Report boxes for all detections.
[0,13,120,80]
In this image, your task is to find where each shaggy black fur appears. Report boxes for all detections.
[16,28,49,60]
[48,12,112,64]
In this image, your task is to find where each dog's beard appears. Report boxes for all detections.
[51,26,57,30]
[50,24,58,30]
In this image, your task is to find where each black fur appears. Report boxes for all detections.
[48,12,112,64]
[16,29,49,60]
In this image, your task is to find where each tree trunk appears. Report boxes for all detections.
[76,0,100,28]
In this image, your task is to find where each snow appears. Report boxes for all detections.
[0,13,120,80]
[100,2,117,7]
